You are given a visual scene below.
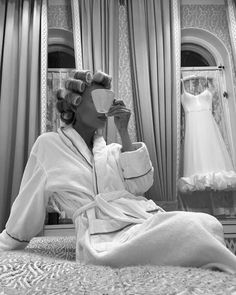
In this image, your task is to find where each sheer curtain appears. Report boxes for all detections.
[127,0,181,209]
[77,0,119,143]
[0,0,42,231]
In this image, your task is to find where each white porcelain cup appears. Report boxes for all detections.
[91,89,115,114]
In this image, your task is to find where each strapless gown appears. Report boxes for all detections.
[178,88,236,193]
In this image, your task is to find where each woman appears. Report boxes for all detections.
[0,70,236,273]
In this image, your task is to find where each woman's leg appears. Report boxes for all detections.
[89,211,236,272]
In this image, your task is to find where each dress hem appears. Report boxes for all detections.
[178,170,236,193]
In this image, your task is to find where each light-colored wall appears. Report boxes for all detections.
[181,3,236,94]
[48,0,72,31]
[181,4,232,61]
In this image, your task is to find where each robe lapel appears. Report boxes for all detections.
[58,126,93,168]
[92,133,108,193]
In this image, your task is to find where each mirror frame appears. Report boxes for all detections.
[71,0,83,70]
[40,0,48,134]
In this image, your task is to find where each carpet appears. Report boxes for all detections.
[0,236,236,295]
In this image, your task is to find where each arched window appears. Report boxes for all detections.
[48,28,75,69]
[181,43,216,67]
[48,45,75,68]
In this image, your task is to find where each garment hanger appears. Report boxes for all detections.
[183,75,208,82]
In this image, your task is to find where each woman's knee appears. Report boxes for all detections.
[179,211,222,232]
[195,212,222,229]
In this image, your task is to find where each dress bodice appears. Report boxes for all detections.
[181,89,213,114]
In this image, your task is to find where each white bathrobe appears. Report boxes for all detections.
[1,126,236,273]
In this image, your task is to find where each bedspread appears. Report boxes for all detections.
[0,236,236,295]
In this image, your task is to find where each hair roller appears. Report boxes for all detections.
[93,71,112,89]
[65,78,86,93]
[71,95,81,107]
[61,111,75,125]
[56,95,71,113]
[56,100,65,113]
[57,88,70,100]
[65,92,82,107]
[74,70,93,84]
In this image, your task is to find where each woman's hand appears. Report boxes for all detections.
[108,100,131,134]
[108,100,134,152]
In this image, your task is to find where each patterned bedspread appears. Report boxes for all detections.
[0,236,236,295]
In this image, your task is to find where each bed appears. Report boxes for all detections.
[0,236,236,295]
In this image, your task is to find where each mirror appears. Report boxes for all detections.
[45,0,77,133]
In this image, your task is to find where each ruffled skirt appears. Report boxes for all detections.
[179,110,236,193]
[178,170,236,193]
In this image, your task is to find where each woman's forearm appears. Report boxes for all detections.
[119,129,135,152]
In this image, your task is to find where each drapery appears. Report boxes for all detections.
[0,0,42,231]
[76,0,119,143]
[226,0,236,71]
[127,0,181,208]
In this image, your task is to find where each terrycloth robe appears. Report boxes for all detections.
[1,126,236,273]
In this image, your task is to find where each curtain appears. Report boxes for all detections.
[127,0,181,209]
[0,0,42,231]
[76,0,119,143]
[179,70,236,218]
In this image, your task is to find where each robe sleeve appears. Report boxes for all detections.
[119,142,154,195]
[0,152,48,250]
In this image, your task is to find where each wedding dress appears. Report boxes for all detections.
[178,81,236,193]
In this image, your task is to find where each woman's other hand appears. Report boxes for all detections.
[108,100,131,134]
[108,100,134,152]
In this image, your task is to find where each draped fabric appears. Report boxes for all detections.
[0,0,42,231]
[77,0,119,143]
[226,0,236,71]
[127,0,181,207]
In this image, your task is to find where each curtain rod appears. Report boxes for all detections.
[181,66,224,72]
[48,68,75,72]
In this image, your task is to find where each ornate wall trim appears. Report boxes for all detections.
[40,0,48,134]
[71,0,82,69]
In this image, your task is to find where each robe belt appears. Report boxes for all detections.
[72,190,146,224]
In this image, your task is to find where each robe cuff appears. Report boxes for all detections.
[119,142,152,179]
[0,229,28,251]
